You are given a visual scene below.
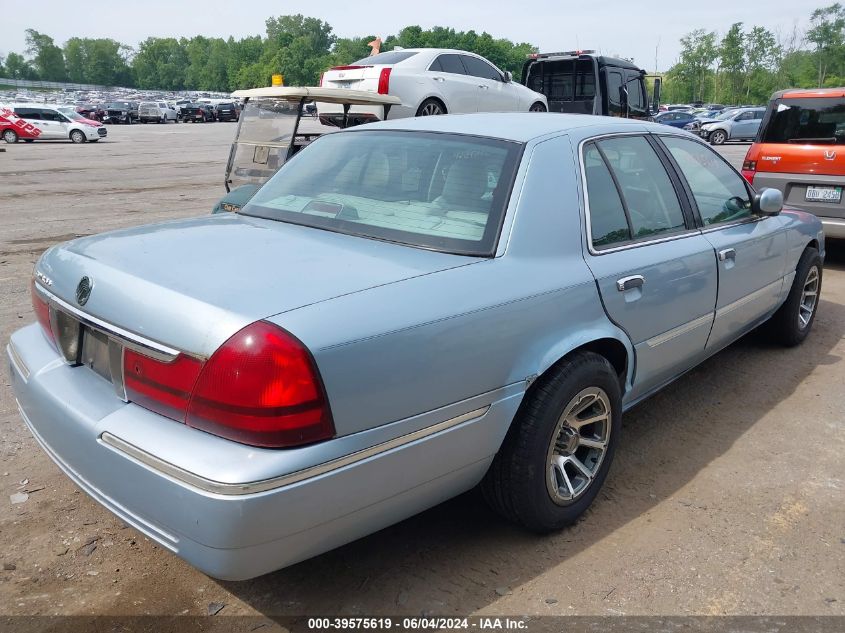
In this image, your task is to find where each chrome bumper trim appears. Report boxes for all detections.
[7,342,30,379]
[100,405,491,496]
[34,282,180,362]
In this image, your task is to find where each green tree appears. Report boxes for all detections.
[227,35,264,89]
[667,29,718,103]
[4,52,36,80]
[64,37,133,86]
[807,4,845,86]
[745,26,780,101]
[132,37,188,90]
[25,29,66,81]
[719,23,745,104]
[262,14,336,85]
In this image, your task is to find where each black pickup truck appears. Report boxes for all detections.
[104,101,139,124]
[522,50,660,119]
[181,103,216,123]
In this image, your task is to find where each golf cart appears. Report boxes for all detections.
[213,87,401,213]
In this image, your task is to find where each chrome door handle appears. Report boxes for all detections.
[478,85,489,89]
[718,248,736,262]
[616,275,645,292]
[433,76,445,82]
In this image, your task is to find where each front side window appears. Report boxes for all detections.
[461,55,502,81]
[660,135,752,225]
[625,73,646,115]
[735,111,753,121]
[607,71,623,116]
[242,131,523,256]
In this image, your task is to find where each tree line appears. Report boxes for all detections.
[661,4,845,104]
[0,16,534,91]
[0,7,841,103]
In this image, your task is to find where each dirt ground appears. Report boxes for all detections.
[0,124,843,622]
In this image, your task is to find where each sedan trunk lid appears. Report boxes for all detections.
[36,214,475,358]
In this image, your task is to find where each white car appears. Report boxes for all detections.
[320,48,548,120]
[138,101,179,123]
[5,102,106,143]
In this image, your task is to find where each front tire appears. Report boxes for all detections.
[529,102,547,112]
[709,129,726,145]
[3,129,18,143]
[482,351,622,532]
[69,130,86,144]
[416,99,446,117]
[765,247,822,346]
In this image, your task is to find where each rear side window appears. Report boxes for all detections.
[352,51,418,65]
[660,135,752,225]
[461,55,502,81]
[584,136,687,249]
[14,108,39,120]
[761,97,845,144]
[434,54,467,75]
[583,144,631,247]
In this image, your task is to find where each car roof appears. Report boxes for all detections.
[772,87,845,99]
[347,112,674,143]
[6,102,60,109]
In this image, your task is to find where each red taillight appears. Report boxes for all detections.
[742,159,757,185]
[124,350,203,422]
[185,321,334,448]
[377,68,392,95]
[31,280,55,345]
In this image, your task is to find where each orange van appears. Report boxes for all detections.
[743,88,845,238]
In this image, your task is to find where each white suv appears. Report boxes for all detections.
[138,101,179,123]
[320,48,548,119]
[8,103,106,143]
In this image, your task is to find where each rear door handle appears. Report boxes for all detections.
[478,85,489,90]
[433,76,445,82]
[718,248,736,262]
[616,275,645,292]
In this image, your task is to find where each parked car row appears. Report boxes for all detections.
[651,106,766,145]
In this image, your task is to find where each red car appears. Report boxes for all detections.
[0,106,42,143]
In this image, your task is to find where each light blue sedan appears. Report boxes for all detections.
[8,113,824,580]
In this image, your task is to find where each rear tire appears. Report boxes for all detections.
[764,247,822,346]
[3,129,18,143]
[69,130,86,144]
[416,99,446,117]
[482,351,622,532]
[529,102,547,112]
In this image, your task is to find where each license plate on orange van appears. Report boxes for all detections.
[806,185,842,203]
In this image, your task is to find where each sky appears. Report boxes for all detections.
[2,0,812,72]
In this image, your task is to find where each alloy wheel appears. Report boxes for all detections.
[798,265,820,330]
[420,102,444,116]
[546,387,612,504]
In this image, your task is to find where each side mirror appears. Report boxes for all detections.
[651,77,662,114]
[753,188,783,216]
[502,71,513,83]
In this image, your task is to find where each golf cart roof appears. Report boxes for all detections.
[231,86,401,106]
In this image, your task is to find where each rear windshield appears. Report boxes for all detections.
[761,97,845,144]
[351,51,418,66]
[241,130,523,256]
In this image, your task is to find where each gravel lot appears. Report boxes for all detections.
[1,124,843,621]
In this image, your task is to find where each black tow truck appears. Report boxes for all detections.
[521,50,661,119]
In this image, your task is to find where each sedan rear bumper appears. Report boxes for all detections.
[8,324,520,580]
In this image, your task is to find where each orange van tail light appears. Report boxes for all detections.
[377,68,392,94]
[741,159,756,185]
